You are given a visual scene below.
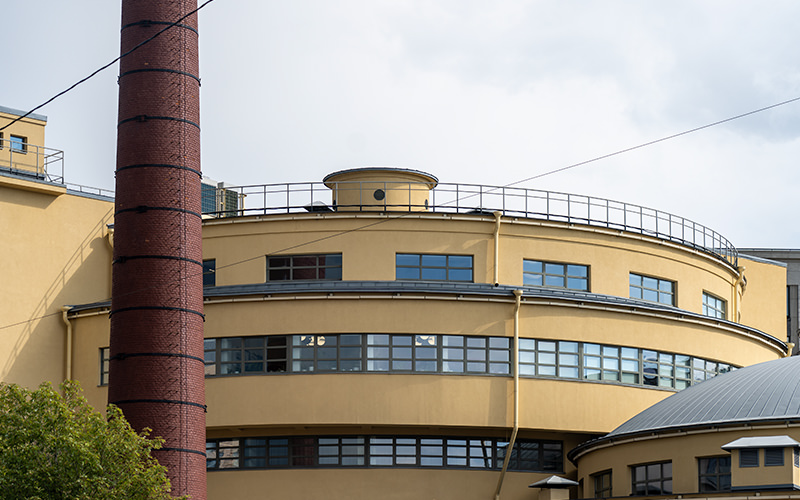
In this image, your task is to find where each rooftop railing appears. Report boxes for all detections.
[0,139,64,184]
[205,181,738,267]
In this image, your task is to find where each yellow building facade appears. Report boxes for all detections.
[1,110,793,500]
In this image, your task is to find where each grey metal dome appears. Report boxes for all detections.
[607,355,800,438]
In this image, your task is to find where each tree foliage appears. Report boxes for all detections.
[0,381,182,500]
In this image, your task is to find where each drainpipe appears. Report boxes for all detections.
[493,289,523,499]
[61,306,73,380]
[493,211,502,286]
[733,266,746,323]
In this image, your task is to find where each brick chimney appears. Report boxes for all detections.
[110,1,206,498]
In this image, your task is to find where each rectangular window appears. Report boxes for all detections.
[698,456,731,492]
[99,347,110,386]
[267,254,342,281]
[794,448,799,468]
[396,254,473,282]
[523,260,589,291]
[0,132,3,149]
[740,449,759,467]
[765,448,784,466]
[497,440,563,472]
[631,461,672,495]
[702,292,726,319]
[202,259,216,287]
[630,273,675,306]
[206,439,241,469]
[593,470,612,498]
[204,339,217,376]
[9,135,26,153]
[292,334,361,372]
[210,336,288,375]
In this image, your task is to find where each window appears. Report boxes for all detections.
[702,292,726,319]
[99,347,110,386]
[496,440,562,472]
[698,456,731,492]
[630,273,675,305]
[202,259,216,287]
[740,449,759,467]
[208,336,287,376]
[267,253,342,281]
[206,435,561,472]
[523,260,588,291]
[0,132,3,149]
[632,462,672,495]
[765,448,784,466]
[593,470,612,498]
[794,448,799,467]
[292,334,362,372]
[9,135,26,153]
[199,334,733,389]
[396,254,473,282]
[206,439,240,469]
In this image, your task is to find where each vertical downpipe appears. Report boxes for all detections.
[60,306,73,381]
[493,211,502,286]
[494,289,523,499]
[109,1,206,498]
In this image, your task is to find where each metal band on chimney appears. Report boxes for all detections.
[116,163,203,176]
[110,306,205,319]
[119,68,201,84]
[115,206,202,218]
[121,20,199,34]
[117,115,200,129]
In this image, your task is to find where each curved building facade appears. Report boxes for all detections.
[57,167,788,500]
[571,355,800,498]
[1,143,787,500]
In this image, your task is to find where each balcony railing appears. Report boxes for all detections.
[204,181,738,267]
[0,139,64,184]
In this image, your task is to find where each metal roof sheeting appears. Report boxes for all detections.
[608,355,800,438]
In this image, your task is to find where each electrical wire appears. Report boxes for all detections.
[504,95,800,187]
[3,93,799,331]
[0,0,216,134]
[3,94,799,332]
[3,4,800,330]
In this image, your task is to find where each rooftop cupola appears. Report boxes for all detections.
[323,167,438,212]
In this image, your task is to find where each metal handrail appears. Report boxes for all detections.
[205,181,738,267]
[0,139,64,184]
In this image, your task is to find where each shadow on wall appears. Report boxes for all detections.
[2,207,114,385]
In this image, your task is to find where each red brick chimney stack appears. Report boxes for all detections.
[110,1,206,498]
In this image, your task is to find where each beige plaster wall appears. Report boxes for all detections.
[202,213,784,341]
[0,183,113,388]
[577,426,800,497]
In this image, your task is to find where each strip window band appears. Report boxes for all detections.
[110,352,205,364]
[154,447,208,458]
[117,115,200,129]
[110,398,207,411]
[115,206,202,218]
[116,163,202,177]
[109,306,205,319]
[121,20,199,35]
[119,68,201,85]
[114,255,203,266]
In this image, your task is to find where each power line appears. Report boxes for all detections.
[505,95,800,187]
[4,94,799,331]
[4,94,799,332]
[0,0,216,133]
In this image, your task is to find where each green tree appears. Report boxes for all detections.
[0,381,183,500]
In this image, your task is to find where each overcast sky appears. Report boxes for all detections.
[3,1,799,248]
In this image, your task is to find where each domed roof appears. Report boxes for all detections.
[607,355,800,438]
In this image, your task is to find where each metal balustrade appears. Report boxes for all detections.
[0,139,63,184]
[205,181,738,267]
